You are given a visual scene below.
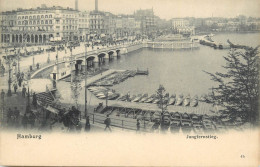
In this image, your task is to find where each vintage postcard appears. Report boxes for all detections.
[0,0,259,166]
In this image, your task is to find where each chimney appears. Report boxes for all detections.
[75,0,78,10]
[95,0,98,11]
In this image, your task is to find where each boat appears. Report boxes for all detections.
[139,94,148,103]
[170,112,181,132]
[132,94,143,102]
[181,113,192,133]
[107,93,120,100]
[168,94,176,105]
[202,115,215,132]
[129,95,136,101]
[191,95,199,107]
[117,94,128,101]
[176,94,184,106]
[50,62,71,81]
[183,94,190,106]
[152,98,160,104]
[144,94,156,103]
[193,123,203,134]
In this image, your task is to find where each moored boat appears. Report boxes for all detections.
[168,94,176,105]
[176,94,184,106]
[183,94,190,106]
[191,95,199,107]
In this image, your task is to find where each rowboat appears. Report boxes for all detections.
[168,94,176,105]
[144,94,156,103]
[132,94,143,102]
[139,94,148,103]
[183,94,190,106]
[176,94,184,106]
[191,95,199,107]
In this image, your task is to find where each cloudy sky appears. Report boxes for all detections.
[1,0,260,20]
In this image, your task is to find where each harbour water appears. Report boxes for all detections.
[31,33,260,107]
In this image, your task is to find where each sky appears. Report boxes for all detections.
[1,0,260,20]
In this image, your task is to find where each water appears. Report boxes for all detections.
[31,33,260,106]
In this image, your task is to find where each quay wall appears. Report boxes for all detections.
[127,42,144,53]
[142,41,200,49]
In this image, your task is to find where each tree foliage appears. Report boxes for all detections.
[205,46,259,125]
[156,85,169,114]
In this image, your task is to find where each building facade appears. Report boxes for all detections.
[1,5,80,47]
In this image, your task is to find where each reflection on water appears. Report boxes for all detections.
[30,33,260,106]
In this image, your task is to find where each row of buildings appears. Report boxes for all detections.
[0,1,156,46]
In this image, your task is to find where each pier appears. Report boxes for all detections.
[143,41,200,50]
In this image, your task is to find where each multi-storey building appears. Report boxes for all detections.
[134,8,156,36]
[89,11,105,36]
[0,5,80,46]
[78,11,90,41]
[172,18,195,35]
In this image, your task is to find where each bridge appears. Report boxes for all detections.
[73,45,128,68]
[30,42,143,79]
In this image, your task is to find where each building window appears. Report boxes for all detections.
[41,15,44,18]
[29,16,32,19]
[18,21,21,25]
[45,20,48,24]
[33,21,36,25]
[25,16,28,19]
[29,21,32,25]
[37,15,40,19]
[18,16,21,19]
[37,20,40,24]
[49,20,52,24]
[22,16,24,19]
[49,15,52,18]
[41,20,44,24]
[45,15,48,18]
[33,16,36,19]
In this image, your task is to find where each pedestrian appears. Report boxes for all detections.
[21,114,28,129]
[21,72,24,80]
[1,89,5,100]
[28,112,36,129]
[18,78,22,87]
[136,119,140,132]
[13,82,18,94]
[22,86,26,97]
[104,115,112,132]
[14,107,20,126]
[32,92,37,108]
[7,108,13,126]
[85,116,91,132]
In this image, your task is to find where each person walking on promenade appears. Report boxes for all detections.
[136,119,140,132]
[28,112,36,129]
[21,114,28,129]
[32,92,37,108]
[14,107,20,127]
[85,116,91,132]
[13,82,18,94]
[22,86,26,97]
[7,108,13,126]
[104,115,112,132]
[1,89,5,100]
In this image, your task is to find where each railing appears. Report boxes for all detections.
[88,112,154,132]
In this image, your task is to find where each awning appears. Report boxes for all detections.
[100,34,106,37]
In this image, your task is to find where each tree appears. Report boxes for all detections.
[204,46,259,126]
[156,85,169,114]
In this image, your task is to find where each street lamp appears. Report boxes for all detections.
[5,51,12,97]
[84,42,88,118]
